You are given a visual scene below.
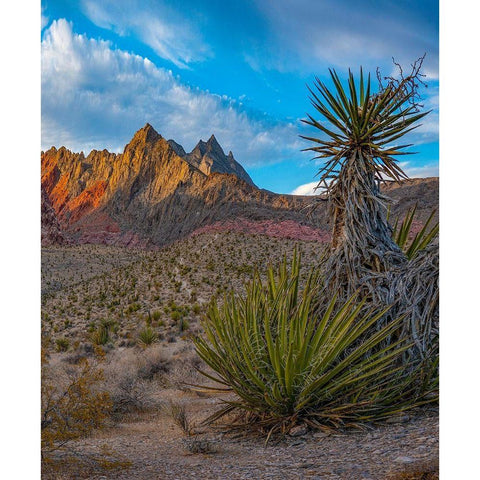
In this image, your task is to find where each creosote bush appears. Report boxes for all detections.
[194,252,437,436]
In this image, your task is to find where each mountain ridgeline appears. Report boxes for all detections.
[41,124,438,247]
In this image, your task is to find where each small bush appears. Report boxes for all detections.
[166,401,193,435]
[90,319,116,346]
[91,325,110,346]
[192,304,201,315]
[137,326,158,347]
[100,346,170,418]
[55,337,70,352]
[41,352,111,458]
[178,318,189,332]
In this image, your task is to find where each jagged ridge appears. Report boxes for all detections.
[41,124,438,247]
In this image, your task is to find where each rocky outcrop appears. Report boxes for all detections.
[184,134,255,186]
[41,124,438,247]
[41,186,70,246]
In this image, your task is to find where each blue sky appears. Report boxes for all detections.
[41,0,439,194]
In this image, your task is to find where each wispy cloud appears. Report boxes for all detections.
[41,19,301,167]
[251,0,438,77]
[80,0,212,68]
[399,162,439,178]
[41,6,49,29]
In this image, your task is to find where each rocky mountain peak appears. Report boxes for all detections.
[184,135,255,186]
[129,123,162,146]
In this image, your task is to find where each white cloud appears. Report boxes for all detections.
[81,0,211,68]
[41,19,301,167]
[290,181,319,196]
[399,162,439,178]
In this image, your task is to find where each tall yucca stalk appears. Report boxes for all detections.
[194,252,436,436]
[302,63,430,296]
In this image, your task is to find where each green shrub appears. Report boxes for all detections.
[178,318,189,332]
[91,322,111,346]
[55,337,70,352]
[192,304,201,315]
[137,327,158,347]
[194,252,437,435]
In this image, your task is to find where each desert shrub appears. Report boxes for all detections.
[102,347,168,416]
[166,401,193,435]
[108,374,153,417]
[152,310,162,321]
[137,326,158,347]
[194,252,437,435]
[55,337,70,352]
[192,304,201,315]
[90,319,116,346]
[91,324,110,346]
[136,346,170,380]
[178,318,189,332]
[41,351,112,459]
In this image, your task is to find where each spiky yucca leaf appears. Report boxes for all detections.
[193,251,436,434]
[391,206,439,259]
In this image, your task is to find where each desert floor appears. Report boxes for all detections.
[42,233,438,479]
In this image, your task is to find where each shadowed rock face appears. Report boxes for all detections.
[184,134,255,187]
[41,185,70,246]
[41,124,438,247]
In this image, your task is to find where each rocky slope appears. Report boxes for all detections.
[41,185,70,246]
[41,124,438,247]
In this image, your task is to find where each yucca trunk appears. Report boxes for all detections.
[325,153,406,297]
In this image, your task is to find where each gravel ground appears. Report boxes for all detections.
[45,406,438,480]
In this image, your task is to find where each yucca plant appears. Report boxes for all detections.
[194,252,436,436]
[391,205,439,260]
[137,326,158,347]
[90,320,113,346]
[302,58,430,296]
